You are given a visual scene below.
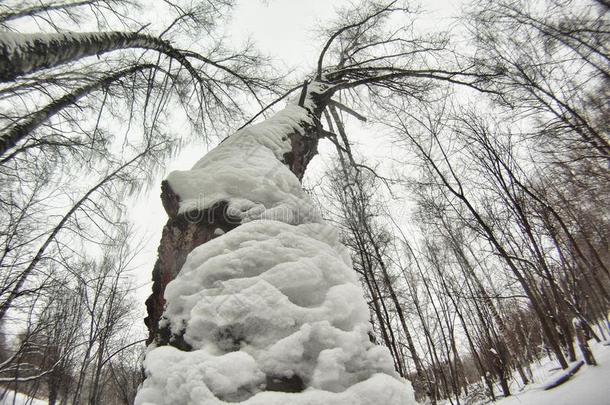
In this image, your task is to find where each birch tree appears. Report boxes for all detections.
[0,0,281,328]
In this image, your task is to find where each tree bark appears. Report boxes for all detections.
[0,31,196,82]
[574,318,597,366]
[145,83,329,344]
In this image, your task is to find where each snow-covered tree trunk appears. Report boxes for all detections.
[137,82,416,404]
[0,31,198,82]
[573,318,597,366]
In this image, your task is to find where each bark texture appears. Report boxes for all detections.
[144,182,240,344]
[144,86,328,344]
[0,31,196,82]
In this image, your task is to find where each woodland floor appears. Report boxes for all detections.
[477,340,610,405]
[1,341,609,405]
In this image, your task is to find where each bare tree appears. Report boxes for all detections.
[464,0,610,160]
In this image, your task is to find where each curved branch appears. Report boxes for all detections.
[330,69,499,95]
[0,31,202,83]
[316,1,397,80]
[0,63,161,157]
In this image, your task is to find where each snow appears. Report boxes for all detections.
[540,360,584,390]
[166,104,320,224]
[0,390,46,405]
[293,80,332,112]
[481,342,610,405]
[136,221,414,404]
[136,92,415,404]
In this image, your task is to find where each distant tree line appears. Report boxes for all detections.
[317,0,608,403]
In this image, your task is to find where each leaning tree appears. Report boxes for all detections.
[137,1,496,404]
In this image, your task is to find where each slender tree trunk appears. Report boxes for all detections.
[455,301,495,401]
[360,259,400,371]
[0,31,196,82]
[368,234,424,380]
[0,64,157,156]
[574,318,597,366]
[364,249,405,375]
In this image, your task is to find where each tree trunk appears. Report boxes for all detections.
[137,82,415,404]
[573,318,597,366]
[0,31,195,82]
[144,86,324,343]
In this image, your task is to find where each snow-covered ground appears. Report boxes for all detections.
[484,341,610,405]
[0,390,46,405]
[2,343,608,405]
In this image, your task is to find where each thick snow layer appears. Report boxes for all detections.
[136,221,415,404]
[139,92,414,404]
[166,104,320,224]
[443,341,610,405]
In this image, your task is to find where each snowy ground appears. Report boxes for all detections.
[2,343,608,404]
[0,390,46,405]
[480,341,610,405]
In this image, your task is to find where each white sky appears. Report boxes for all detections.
[129,0,467,323]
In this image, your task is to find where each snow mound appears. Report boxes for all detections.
[166,105,320,225]
[136,221,414,404]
